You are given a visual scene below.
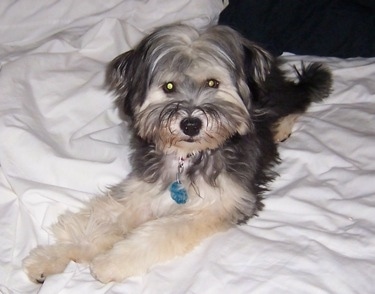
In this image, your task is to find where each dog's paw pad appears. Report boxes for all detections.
[35,273,46,284]
[273,114,299,143]
[279,133,291,143]
[23,258,47,283]
[90,256,119,283]
[90,251,142,283]
[273,128,292,143]
[23,246,70,283]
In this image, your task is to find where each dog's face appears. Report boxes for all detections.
[107,25,272,156]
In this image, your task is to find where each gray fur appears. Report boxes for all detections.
[107,24,332,223]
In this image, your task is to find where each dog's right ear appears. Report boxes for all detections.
[106,50,137,119]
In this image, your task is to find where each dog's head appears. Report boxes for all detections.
[107,24,273,156]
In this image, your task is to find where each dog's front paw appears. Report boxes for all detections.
[90,254,124,283]
[23,246,70,283]
[90,250,148,283]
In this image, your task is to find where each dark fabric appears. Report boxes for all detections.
[219,0,375,58]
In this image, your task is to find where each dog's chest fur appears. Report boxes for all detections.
[138,154,254,222]
[119,136,263,224]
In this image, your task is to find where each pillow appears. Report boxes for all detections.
[219,0,375,58]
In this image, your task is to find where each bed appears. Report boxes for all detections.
[0,1,374,293]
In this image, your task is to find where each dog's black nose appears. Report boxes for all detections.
[180,117,202,137]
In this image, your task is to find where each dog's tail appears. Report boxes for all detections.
[282,62,333,115]
[260,62,333,120]
[294,62,332,105]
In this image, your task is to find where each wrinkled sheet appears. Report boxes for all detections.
[0,1,374,293]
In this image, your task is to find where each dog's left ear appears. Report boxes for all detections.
[241,39,274,88]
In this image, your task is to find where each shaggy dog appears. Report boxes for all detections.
[23,24,332,283]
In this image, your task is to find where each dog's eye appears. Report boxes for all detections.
[163,82,175,93]
[206,79,220,88]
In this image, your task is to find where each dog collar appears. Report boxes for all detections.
[169,156,188,204]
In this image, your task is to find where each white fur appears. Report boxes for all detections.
[23,171,250,283]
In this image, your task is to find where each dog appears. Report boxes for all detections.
[23,24,332,283]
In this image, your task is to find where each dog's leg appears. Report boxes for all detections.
[23,178,165,283]
[23,243,101,283]
[90,212,232,283]
[23,196,132,283]
[273,113,300,143]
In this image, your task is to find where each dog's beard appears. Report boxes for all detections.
[113,24,262,156]
[135,98,251,156]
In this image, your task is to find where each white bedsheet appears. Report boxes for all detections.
[0,1,374,293]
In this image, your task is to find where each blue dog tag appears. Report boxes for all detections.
[169,181,188,204]
[170,157,188,204]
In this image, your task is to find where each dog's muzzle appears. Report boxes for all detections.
[180,117,202,137]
